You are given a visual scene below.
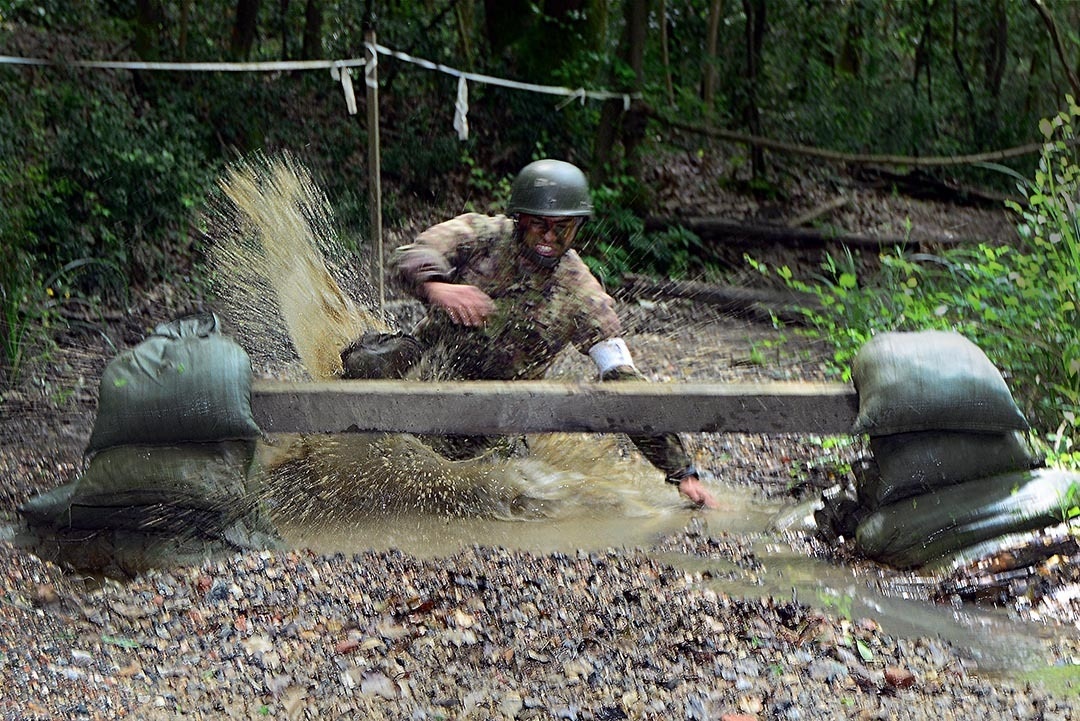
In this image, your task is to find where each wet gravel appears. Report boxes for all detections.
[4,540,1078,721]
[2,297,1080,719]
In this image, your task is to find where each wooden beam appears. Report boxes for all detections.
[251,380,859,435]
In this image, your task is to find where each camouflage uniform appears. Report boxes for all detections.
[391,213,694,481]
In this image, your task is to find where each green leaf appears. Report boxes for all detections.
[856,639,874,662]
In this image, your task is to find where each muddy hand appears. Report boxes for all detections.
[678,476,720,509]
[423,282,495,326]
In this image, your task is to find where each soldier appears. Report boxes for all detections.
[342,159,718,508]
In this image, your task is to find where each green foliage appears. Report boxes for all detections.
[1,65,213,296]
[0,255,108,390]
[747,248,877,382]
[579,174,715,283]
[761,99,1080,446]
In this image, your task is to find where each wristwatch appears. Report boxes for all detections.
[665,465,698,486]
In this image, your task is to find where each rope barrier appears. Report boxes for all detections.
[0,45,637,130]
[0,54,365,72]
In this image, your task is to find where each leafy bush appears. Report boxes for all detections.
[579,174,714,284]
[761,98,1080,450]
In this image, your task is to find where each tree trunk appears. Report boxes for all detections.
[231,0,261,61]
[983,0,1008,99]
[1027,0,1080,102]
[455,0,475,68]
[279,0,290,60]
[178,0,190,59]
[837,0,862,75]
[134,0,164,60]
[911,0,937,136]
[483,0,534,56]
[593,0,650,181]
[950,0,978,145]
[703,0,724,112]
[658,0,674,104]
[740,0,766,177]
[301,0,323,60]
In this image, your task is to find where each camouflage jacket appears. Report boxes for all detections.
[393,213,694,480]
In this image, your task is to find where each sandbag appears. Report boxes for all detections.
[851,330,1028,435]
[20,441,259,537]
[854,468,1080,569]
[86,313,261,454]
[860,430,1043,509]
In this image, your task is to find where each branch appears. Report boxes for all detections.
[1028,0,1080,101]
[644,107,1079,168]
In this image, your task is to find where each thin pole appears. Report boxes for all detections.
[364,28,384,321]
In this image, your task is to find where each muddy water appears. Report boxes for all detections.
[207,155,1052,674]
[254,430,1047,672]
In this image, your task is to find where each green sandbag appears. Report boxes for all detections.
[851,330,1029,435]
[860,430,1043,509]
[20,441,258,537]
[854,468,1080,569]
[86,313,261,454]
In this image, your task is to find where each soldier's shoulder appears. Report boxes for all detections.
[558,250,605,289]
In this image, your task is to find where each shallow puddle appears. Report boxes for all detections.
[260,430,1063,675]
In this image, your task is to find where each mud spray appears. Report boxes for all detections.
[204,153,688,555]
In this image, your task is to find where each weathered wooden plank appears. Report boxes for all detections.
[251,380,859,435]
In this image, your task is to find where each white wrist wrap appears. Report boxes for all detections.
[588,338,635,375]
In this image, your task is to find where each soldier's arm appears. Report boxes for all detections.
[584,337,719,508]
[392,213,503,324]
[392,213,505,294]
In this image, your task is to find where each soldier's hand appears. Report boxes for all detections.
[423,282,495,326]
[678,475,720,509]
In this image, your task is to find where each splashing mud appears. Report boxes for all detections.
[203,153,686,545]
[206,152,388,379]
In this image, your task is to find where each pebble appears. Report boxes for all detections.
[2,541,1079,720]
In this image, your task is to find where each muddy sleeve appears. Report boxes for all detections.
[562,252,623,352]
[600,365,696,483]
[392,213,499,297]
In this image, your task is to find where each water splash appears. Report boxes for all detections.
[202,153,680,542]
[205,151,388,379]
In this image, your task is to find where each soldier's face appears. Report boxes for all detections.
[519,214,580,265]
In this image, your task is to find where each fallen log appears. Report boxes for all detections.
[643,216,976,249]
[615,273,817,325]
[250,379,858,435]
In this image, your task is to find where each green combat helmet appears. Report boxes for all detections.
[508,159,593,217]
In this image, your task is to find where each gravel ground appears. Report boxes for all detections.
[2,293,1080,720]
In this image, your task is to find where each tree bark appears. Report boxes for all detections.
[134,0,164,60]
[983,0,1008,99]
[740,0,767,176]
[231,0,262,61]
[658,0,674,105]
[703,0,724,112]
[455,0,475,68]
[593,0,650,181]
[178,0,190,59]
[951,0,978,146]
[301,0,323,60]
[279,0,290,60]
